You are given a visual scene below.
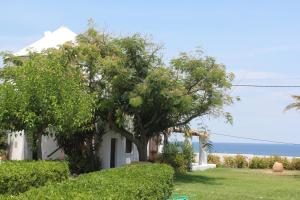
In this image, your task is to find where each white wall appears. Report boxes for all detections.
[8,132,62,160]
[42,135,64,160]
[8,131,32,160]
[99,130,139,169]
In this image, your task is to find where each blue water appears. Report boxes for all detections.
[192,142,300,157]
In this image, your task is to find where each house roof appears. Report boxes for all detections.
[15,26,77,56]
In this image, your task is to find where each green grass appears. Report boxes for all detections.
[174,168,300,200]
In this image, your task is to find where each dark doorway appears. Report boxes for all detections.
[110,138,117,168]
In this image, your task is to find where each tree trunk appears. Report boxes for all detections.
[137,138,148,162]
[36,131,43,160]
[137,144,148,161]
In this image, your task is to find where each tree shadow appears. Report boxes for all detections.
[175,173,224,186]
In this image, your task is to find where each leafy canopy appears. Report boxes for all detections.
[0,50,94,135]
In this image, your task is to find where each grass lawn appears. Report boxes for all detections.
[174,168,300,200]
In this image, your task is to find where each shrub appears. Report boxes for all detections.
[207,154,221,167]
[249,157,269,169]
[0,161,69,195]
[182,139,195,171]
[234,155,248,168]
[158,142,188,174]
[289,158,300,170]
[10,163,174,200]
[223,156,235,168]
[266,156,286,169]
[223,155,248,168]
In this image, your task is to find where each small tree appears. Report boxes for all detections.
[0,51,94,160]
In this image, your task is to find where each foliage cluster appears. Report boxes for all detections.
[0,161,69,195]
[249,156,300,170]
[158,140,195,174]
[223,155,248,168]
[8,163,174,200]
[207,154,221,167]
[207,154,300,170]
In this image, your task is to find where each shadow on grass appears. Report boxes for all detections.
[175,173,224,186]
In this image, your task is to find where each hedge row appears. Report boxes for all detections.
[0,161,69,195]
[9,163,174,200]
[208,154,300,170]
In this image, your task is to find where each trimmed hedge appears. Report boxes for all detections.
[11,163,174,200]
[0,161,69,195]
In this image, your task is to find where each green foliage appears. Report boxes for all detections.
[223,155,248,168]
[182,139,195,171]
[249,157,269,169]
[0,130,7,157]
[158,141,195,174]
[0,161,69,195]
[218,155,300,170]
[289,158,300,170]
[158,142,187,174]
[207,154,221,167]
[91,28,235,160]
[0,51,94,159]
[234,155,248,168]
[223,156,236,168]
[267,156,289,169]
[9,163,174,200]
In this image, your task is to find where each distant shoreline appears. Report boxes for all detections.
[192,142,300,157]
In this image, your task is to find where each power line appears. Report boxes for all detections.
[210,132,300,145]
[233,84,300,88]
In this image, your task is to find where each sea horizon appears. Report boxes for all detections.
[192,142,300,157]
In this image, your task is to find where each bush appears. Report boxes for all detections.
[182,139,195,171]
[158,142,189,174]
[249,157,269,169]
[288,158,300,170]
[223,156,235,168]
[267,156,289,169]
[234,155,248,168]
[207,154,221,167]
[10,163,174,200]
[0,161,69,195]
[223,155,248,168]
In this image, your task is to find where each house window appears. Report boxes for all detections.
[125,139,132,153]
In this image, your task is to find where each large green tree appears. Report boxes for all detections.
[100,41,235,160]
[59,28,235,161]
[0,50,94,160]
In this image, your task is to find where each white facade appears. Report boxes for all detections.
[8,130,141,168]
[99,130,139,169]
[7,131,31,160]
[7,132,63,160]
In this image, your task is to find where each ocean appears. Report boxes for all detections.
[192,142,300,157]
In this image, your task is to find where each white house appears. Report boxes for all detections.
[7,26,212,170]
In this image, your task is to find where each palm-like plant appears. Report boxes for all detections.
[285,95,300,111]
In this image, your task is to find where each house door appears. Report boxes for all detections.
[110,138,117,168]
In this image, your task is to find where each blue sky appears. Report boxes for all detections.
[1,0,300,143]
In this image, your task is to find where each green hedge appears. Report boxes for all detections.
[10,163,174,200]
[223,155,248,168]
[0,161,69,195]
